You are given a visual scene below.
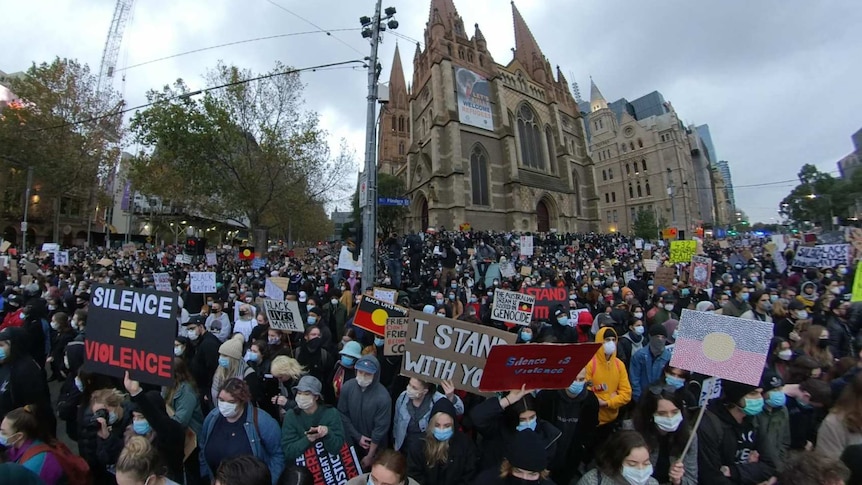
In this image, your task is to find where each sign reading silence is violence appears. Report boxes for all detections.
[479,342,601,392]
[83,284,179,386]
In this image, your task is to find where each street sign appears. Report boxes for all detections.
[358,173,368,209]
[377,197,410,207]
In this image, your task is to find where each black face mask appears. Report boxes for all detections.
[305,337,322,353]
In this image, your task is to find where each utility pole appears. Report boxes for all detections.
[359,1,398,291]
[22,165,34,253]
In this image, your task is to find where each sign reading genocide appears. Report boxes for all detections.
[263,298,304,333]
[83,284,179,386]
[353,296,409,337]
[295,441,362,485]
[669,240,697,264]
[523,286,569,320]
[479,343,601,392]
[384,317,409,356]
[491,288,535,326]
[402,313,516,394]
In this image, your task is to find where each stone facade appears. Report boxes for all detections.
[379,0,598,233]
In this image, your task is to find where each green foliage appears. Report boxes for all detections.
[343,172,407,239]
[128,61,352,239]
[778,164,860,229]
[632,207,659,240]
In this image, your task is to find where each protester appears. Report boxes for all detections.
[346,449,419,485]
[0,406,67,484]
[392,378,463,455]
[633,386,698,485]
[405,397,476,485]
[280,376,345,462]
[817,373,862,459]
[116,435,181,485]
[337,354,391,469]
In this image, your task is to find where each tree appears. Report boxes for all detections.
[128,62,352,250]
[0,58,123,237]
[632,207,659,240]
[778,164,858,229]
[343,172,407,240]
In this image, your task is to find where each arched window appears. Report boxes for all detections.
[633,162,639,174]
[602,170,607,181]
[391,116,397,131]
[621,143,627,153]
[642,159,647,171]
[398,141,405,155]
[630,141,635,151]
[470,144,490,205]
[637,183,643,198]
[626,164,631,175]
[572,171,582,216]
[646,181,652,196]
[398,116,405,132]
[517,104,545,170]
[638,139,643,148]
[545,127,555,171]
[629,183,634,199]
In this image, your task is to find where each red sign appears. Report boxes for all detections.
[479,343,601,392]
[523,286,569,320]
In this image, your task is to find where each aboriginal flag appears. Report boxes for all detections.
[239,247,255,261]
[353,295,408,337]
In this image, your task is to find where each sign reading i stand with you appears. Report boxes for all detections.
[263,298,304,333]
[401,313,516,394]
[82,284,179,386]
[189,272,216,293]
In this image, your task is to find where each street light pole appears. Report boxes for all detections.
[359,1,397,291]
[22,165,34,253]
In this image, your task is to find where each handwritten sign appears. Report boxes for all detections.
[654,266,676,294]
[175,254,192,265]
[852,261,862,303]
[401,313,516,394]
[295,441,362,485]
[337,247,362,272]
[491,289,535,326]
[54,250,70,266]
[523,286,569,320]
[479,343,601,392]
[205,252,217,266]
[384,317,409,356]
[643,259,659,272]
[669,240,697,264]
[153,273,172,292]
[263,298,304,333]
[792,244,849,268]
[372,287,397,304]
[265,278,285,301]
[499,262,516,278]
[519,235,533,256]
[189,272,216,293]
[689,255,712,289]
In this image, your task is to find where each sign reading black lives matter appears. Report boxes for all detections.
[83,284,179,386]
[491,288,535,326]
[263,298,304,333]
[401,313,516,394]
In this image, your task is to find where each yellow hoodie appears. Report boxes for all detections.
[586,326,633,425]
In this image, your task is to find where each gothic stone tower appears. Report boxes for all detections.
[382,0,598,232]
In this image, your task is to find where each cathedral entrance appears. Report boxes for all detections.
[420,197,429,231]
[536,201,550,233]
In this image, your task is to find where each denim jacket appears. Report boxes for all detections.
[393,391,464,450]
[199,406,284,484]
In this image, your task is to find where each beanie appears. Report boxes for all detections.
[219,333,245,360]
[430,396,457,422]
[648,324,668,338]
[506,429,548,473]
[577,311,593,326]
[722,379,758,405]
[759,369,784,393]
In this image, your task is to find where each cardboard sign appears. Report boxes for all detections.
[372,287,397,304]
[153,273,172,292]
[479,343,601,392]
[401,313,516,394]
[491,288,535,326]
[523,286,569,321]
[653,266,676,293]
[643,259,658,272]
[519,265,532,276]
[295,441,362,485]
[852,261,862,303]
[265,278,285,301]
[54,250,70,266]
[689,255,712,289]
[0,241,11,253]
[337,247,362,272]
[269,277,289,291]
[669,240,697,264]
[263,298,304,333]
[0,256,7,269]
[354,296,409,337]
[624,270,635,284]
[9,258,18,282]
[519,235,533,256]
[635,239,644,250]
[82,284,179,386]
[189,272,216,293]
[205,252,217,266]
[384,317,409,356]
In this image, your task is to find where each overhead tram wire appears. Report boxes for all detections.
[18,59,366,134]
[114,29,362,73]
[265,0,365,56]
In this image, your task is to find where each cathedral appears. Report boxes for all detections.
[378,0,599,233]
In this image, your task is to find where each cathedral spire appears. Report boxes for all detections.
[427,0,465,37]
[389,43,406,101]
[590,78,608,112]
[511,1,547,80]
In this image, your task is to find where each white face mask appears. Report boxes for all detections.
[778,349,793,361]
[622,464,654,485]
[217,400,239,418]
[331,299,339,306]
[50,321,59,331]
[603,341,616,355]
[633,312,643,319]
[355,374,373,388]
[654,412,683,432]
[405,387,424,400]
[187,329,199,341]
[796,310,809,320]
[295,394,315,410]
[664,304,675,312]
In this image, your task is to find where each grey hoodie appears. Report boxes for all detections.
[337,354,392,447]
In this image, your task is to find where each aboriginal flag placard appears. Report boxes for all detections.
[239,246,255,260]
[353,295,408,337]
[83,284,179,386]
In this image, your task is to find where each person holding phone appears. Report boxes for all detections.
[281,376,346,463]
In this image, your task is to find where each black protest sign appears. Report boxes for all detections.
[295,441,362,485]
[523,286,569,320]
[83,284,179,386]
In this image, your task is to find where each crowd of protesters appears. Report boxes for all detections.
[0,228,861,485]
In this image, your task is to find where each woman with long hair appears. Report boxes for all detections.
[116,435,181,485]
[796,324,833,372]
[406,398,475,485]
[211,334,264,407]
[90,388,134,483]
[346,449,419,485]
[473,429,555,485]
[577,430,659,485]
[817,372,862,459]
[164,358,205,484]
[632,387,697,485]
[766,337,793,381]
[0,406,68,484]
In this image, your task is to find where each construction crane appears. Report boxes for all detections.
[96,0,135,98]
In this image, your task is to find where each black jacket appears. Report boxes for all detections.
[131,391,185,482]
[0,327,54,434]
[406,430,477,485]
[189,331,221,402]
[697,404,777,485]
[535,388,600,483]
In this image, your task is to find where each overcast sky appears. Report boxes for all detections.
[4,0,861,223]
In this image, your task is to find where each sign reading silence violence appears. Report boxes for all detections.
[402,313,516,394]
[479,343,601,392]
[83,284,179,386]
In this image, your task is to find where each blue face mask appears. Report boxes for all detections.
[568,381,585,395]
[133,420,151,435]
[795,396,813,409]
[374,337,385,347]
[433,428,454,441]
[557,316,569,326]
[770,295,779,303]
[516,417,537,432]
[681,288,690,297]
[341,356,355,367]
[743,397,765,416]
[520,332,532,343]
[307,316,317,325]
[741,292,750,301]
[766,390,786,408]
[218,356,230,369]
[665,375,686,390]
[0,348,6,361]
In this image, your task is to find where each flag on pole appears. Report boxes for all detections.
[670,309,773,386]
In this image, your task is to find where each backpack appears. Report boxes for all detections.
[20,441,91,485]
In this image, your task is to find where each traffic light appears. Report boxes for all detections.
[347,225,362,262]
[185,237,206,255]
